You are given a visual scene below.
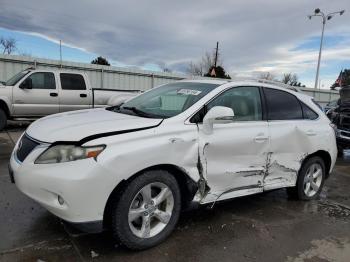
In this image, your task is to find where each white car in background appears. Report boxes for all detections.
[9,79,337,250]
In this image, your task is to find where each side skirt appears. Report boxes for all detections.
[196,186,263,205]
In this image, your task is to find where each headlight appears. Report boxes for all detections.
[35,144,105,164]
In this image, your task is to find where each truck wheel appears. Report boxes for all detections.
[287,156,325,201]
[111,170,181,250]
[0,109,7,131]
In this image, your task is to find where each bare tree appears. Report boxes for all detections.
[280,73,305,86]
[158,62,172,73]
[290,74,298,85]
[0,37,17,54]
[281,73,298,85]
[281,73,291,84]
[259,72,275,81]
[187,61,203,76]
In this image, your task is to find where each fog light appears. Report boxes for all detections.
[58,195,64,205]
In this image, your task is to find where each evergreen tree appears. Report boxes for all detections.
[91,56,110,66]
[204,66,231,79]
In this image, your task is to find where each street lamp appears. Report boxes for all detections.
[308,8,345,89]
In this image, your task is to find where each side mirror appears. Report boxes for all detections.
[203,106,234,134]
[19,78,32,89]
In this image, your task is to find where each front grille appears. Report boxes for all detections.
[340,130,350,138]
[339,111,350,130]
[16,134,40,162]
[341,116,350,130]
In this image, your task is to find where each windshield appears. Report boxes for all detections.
[109,82,220,118]
[5,71,30,86]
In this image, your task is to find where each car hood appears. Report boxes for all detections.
[26,108,163,144]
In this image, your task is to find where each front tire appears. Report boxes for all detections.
[0,109,7,131]
[111,170,181,250]
[288,156,325,200]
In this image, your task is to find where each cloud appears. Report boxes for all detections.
[0,0,349,86]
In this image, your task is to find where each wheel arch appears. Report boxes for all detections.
[302,150,332,178]
[103,164,198,229]
[0,99,10,117]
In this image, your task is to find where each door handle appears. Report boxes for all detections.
[254,135,268,143]
[80,94,87,98]
[306,130,316,136]
[50,92,58,97]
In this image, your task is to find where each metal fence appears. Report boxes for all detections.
[0,54,183,91]
[0,54,339,106]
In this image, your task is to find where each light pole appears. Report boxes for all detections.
[308,8,345,89]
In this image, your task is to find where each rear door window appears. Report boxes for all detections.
[264,88,303,120]
[60,73,86,90]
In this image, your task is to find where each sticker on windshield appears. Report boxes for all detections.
[177,89,202,96]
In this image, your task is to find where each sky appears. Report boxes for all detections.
[0,0,349,89]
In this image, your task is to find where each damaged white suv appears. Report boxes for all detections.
[9,79,337,249]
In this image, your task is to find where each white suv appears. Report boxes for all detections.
[9,79,337,249]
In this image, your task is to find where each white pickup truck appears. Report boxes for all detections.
[0,69,140,130]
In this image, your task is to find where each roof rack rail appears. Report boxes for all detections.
[257,79,301,92]
[228,77,301,92]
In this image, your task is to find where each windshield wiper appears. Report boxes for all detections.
[122,106,156,118]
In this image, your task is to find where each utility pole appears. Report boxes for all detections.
[214,41,219,68]
[308,8,345,89]
[59,40,62,68]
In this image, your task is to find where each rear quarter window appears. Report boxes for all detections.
[301,102,319,120]
[312,99,323,110]
[264,88,303,120]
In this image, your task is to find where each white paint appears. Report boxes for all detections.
[10,79,337,225]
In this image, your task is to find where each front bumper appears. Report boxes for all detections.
[9,143,118,228]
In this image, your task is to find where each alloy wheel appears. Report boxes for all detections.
[303,163,323,197]
[128,182,174,238]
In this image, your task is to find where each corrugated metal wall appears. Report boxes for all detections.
[299,87,339,106]
[0,54,182,91]
[0,54,339,106]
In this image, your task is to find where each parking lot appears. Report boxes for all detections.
[0,123,350,262]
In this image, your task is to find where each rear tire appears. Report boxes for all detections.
[0,109,7,131]
[287,156,325,201]
[111,170,181,250]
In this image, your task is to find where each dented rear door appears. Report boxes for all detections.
[263,88,306,190]
[197,86,269,199]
